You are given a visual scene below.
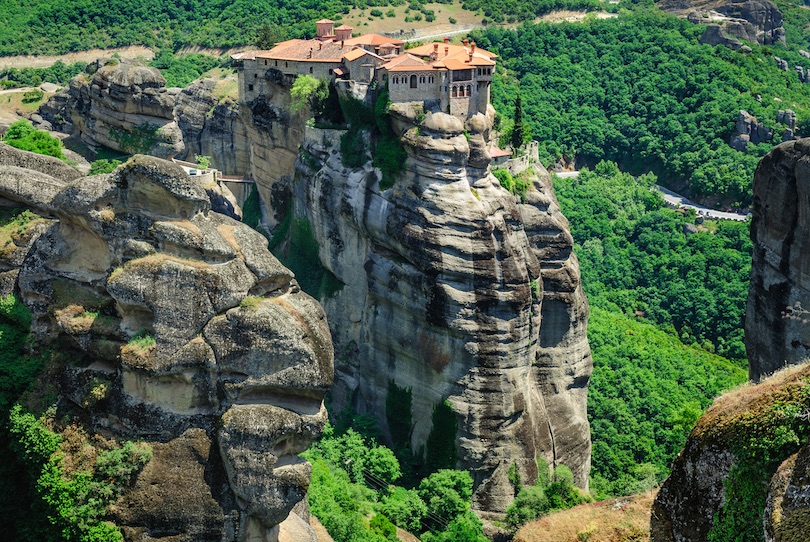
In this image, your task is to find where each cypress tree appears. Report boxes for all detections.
[511,92,524,152]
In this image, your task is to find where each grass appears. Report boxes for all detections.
[514,491,655,542]
[339,1,482,35]
[0,208,43,258]
[0,90,54,121]
[212,76,239,102]
[239,295,263,310]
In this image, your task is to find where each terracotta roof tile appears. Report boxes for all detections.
[344,34,404,47]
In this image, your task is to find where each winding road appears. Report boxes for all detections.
[551,170,749,222]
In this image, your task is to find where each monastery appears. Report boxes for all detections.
[232,19,496,120]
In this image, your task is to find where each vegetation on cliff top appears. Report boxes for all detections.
[2,120,66,161]
[475,10,810,207]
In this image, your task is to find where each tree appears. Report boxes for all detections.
[255,24,285,50]
[511,92,524,152]
[195,154,211,170]
[418,469,473,521]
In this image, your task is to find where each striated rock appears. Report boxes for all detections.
[778,109,798,140]
[287,102,591,513]
[651,363,810,541]
[240,79,310,228]
[746,138,810,380]
[662,0,785,47]
[39,59,184,158]
[1,153,333,541]
[175,78,250,176]
[764,441,810,542]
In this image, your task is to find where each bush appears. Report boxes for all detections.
[88,159,121,176]
[369,514,397,540]
[3,120,65,160]
[21,89,44,103]
[377,487,427,532]
[340,128,368,168]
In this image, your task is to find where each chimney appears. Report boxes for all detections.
[471,42,476,54]
[319,42,323,50]
[463,39,469,47]
[309,48,313,58]
[444,37,450,44]
[431,42,439,61]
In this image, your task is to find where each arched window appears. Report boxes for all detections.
[429,76,434,84]
[420,76,425,84]
[452,86,458,97]
[410,74,417,88]
[466,85,472,96]
[393,76,399,84]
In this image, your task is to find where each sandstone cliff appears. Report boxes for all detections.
[0,148,333,542]
[282,101,592,513]
[651,363,810,542]
[38,60,250,177]
[746,138,810,381]
[659,0,785,49]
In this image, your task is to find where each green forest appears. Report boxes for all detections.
[474,9,810,207]
[551,164,749,494]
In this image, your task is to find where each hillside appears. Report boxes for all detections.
[474,9,810,207]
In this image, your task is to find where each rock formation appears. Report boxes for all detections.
[284,100,592,513]
[746,138,810,380]
[651,363,810,542]
[764,441,810,542]
[38,59,250,177]
[44,58,184,158]
[660,0,785,48]
[0,148,333,541]
[175,79,251,177]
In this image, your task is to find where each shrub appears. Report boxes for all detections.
[88,159,121,176]
[3,120,65,160]
[340,128,367,168]
[22,89,44,103]
[369,514,397,540]
[377,487,427,532]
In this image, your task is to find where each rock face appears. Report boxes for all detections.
[730,110,773,151]
[45,59,185,158]
[651,363,810,542]
[39,60,250,177]
[746,138,810,380]
[660,0,785,48]
[764,441,810,542]
[286,101,592,513]
[175,79,251,176]
[240,78,309,228]
[0,150,333,541]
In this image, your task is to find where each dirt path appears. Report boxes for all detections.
[0,46,154,69]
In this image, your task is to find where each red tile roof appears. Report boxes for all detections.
[256,39,345,62]
[344,33,405,47]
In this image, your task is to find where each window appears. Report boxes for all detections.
[466,85,471,96]
[452,86,458,97]
[429,76,434,84]
[254,73,258,78]
[285,61,288,67]
[248,84,254,91]
[477,68,481,75]
[420,76,425,84]
[393,76,399,84]
[310,66,313,74]
[410,74,417,88]
[264,60,267,66]
[329,69,333,75]
[275,60,278,67]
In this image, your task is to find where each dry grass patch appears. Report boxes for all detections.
[515,491,655,542]
[692,362,810,444]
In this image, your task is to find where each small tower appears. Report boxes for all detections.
[316,19,335,39]
[335,25,353,41]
